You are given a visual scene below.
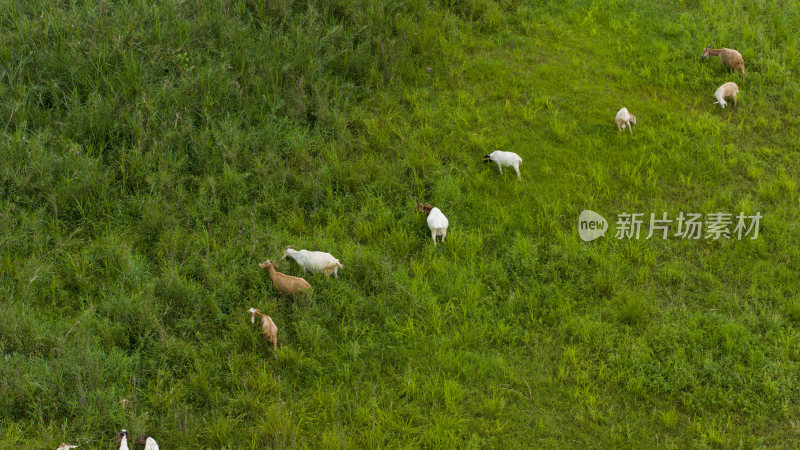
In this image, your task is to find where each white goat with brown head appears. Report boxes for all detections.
[417,203,449,245]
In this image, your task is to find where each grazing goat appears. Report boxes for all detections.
[144,438,158,450]
[282,247,343,278]
[483,151,523,180]
[259,260,312,295]
[713,82,739,109]
[702,46,745,75]
[56,444,78,450]
[615,107,637,134]
[417,203,449,245]
[248,308,278,356]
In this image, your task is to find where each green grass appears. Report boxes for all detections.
[2,0,800,447]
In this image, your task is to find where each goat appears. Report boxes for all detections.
[56,444,78,450]
[248,308,278,356]
[417,203,449,245]
[702,46,745,75]
[483,151,523,180]
[259,260,312,296]
[713,82,739,109]
[115,430,158,450]
[115,430,130,450]
[282,247,343,278]
[615,107,637,134]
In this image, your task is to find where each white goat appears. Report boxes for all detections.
[483,151,523,180]
[417,203,449,245]
[615,107,637,134]
[281,247,343,278]
[116,430,130,450]
[713,82,739,109]
[116,430,158,450]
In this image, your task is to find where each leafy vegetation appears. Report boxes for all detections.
[1,0,799,447]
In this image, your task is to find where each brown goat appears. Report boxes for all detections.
[702,46,745,75]
[259,260,312,296]
[248,308,278,357]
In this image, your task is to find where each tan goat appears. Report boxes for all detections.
[702,46,745,75]
[248,308,278,356]
[259,260,312,296]
[615,107,637,134]
[713,82,739,109]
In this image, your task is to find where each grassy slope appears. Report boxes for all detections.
[1,0,799,448]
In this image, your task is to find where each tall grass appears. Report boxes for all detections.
[1,0,800,447]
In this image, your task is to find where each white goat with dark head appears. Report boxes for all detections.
[115,430,158,450]
[483,151,523,180]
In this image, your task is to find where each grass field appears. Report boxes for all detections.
[2,0,800,448]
